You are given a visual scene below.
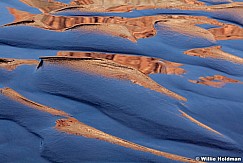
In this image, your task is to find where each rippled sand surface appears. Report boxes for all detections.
[1,0,243,162]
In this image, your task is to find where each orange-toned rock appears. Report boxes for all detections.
[209,24,243,41]
[57,51,186,75]
[4,8,226,42]
[18,0,206,13]
[184,46,243,64]
[15,0,243,14]
[19,0,68,13]
[189,75,243,88]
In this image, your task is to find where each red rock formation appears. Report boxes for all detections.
[209,24,243,40]
[184,46,243,64]
[5,8,229,42]
[189,75,243,88]
[57,51,186,75]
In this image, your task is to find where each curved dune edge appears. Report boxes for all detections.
[189,75,243,88]
[0,58,39,71]
[184,46,243,64]
[39,56,187,101]
[158,22,216,42]
[65,23,137,42]
[57,51,186,75]
[0,87,200,162]
[156,15,224,42]
[0,88,69,117]
[56,117,203,163]
[179,110,223,136]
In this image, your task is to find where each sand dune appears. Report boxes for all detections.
[0,88,69,117]
[0,87,200,162]
[5,7,239,42]
[1,0,243,162]
[179,110,223,135]
[39,56,187,101]
[184,46,243,64]
[56,117,202,163]
[57,51,186,75]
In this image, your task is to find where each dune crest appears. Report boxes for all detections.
[39,56,187,101]
[56,117,202,163]
[0,87,200,162]
[0,88,69,117]
[179,110,223,135]
[57,51,186,75]
[184,46,243,64]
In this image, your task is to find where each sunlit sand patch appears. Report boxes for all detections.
[157,17,222,42]
[19,0,68,13]
[0,58,39,71]
[69,0,205,6]
[57,51,186,75]
[18,0,205,13]
[56,117,202,163]
[189,75,243,88]
[6,7,35,23]
[51,1,243,14]
[0,88,69,117]
[67,23,137,42]
[157,15,242,42]
[39,56,187,101]
[66,0,206,13]
[16,0,243,15]
[179,110,223,136]
[4,8,229,42]
[209,24,243,40]
[184,46,243,64]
